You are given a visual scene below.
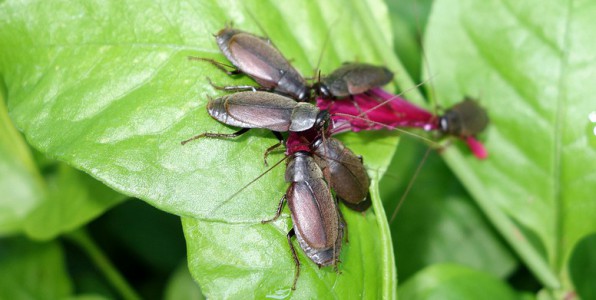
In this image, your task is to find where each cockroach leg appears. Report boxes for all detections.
[286,229,301,290]
[188,56,242,75]
[181,128,250,145]
[261,194,287,224]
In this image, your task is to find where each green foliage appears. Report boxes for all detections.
[0,0,595,298]
[398,264,518,300]
[425,0,596,293]
[0,237,72,299]
[569,233,596,300]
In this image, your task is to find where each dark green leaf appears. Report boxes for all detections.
[382,138,517,282]
[398,264,518,300]
[569,232,596,300]
[0,237,72,299]
[386,0,433,81]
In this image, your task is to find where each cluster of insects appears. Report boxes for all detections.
[182,26,489,290]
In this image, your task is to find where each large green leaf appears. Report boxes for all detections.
[423,0,596,294]
[0,0,402,222]
[184,173,395,298]
[0,0,406,296]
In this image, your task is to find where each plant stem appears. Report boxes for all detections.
[65,229,142,300]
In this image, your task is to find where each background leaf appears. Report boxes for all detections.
[568,233,596,300]
[420,0,596,294]
[0,237,72,299]
[163,262,204,300]
[398,264,519,300]
[381,138,517,283]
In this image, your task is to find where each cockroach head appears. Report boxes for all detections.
[312,82,331,99]
[314,110,331,132]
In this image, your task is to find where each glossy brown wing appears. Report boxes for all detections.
[287,178,339,251]
[323,63,393,97]
[315,138,370,207]
[216,28,308,100]
[207,91,296,132]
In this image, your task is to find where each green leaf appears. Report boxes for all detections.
[0,0,407,296]
[0,92,45,235]
[381,138,517,282]
[0,237,72,299]
[0,0,402,222]
[568,233,596,300]
[386,0,433,82]
[0,91,125,239]
[398,264,518,300]
[164,262,204,300]
[183,172,396,297]
[423,0,596,292]
[23,163,126,240]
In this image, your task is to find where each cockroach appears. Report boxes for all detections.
[190,27,311,101]
[312,137,371,211]
[181,91,330,160]
[221,125,370,289]
[195,27,394,103]
[313,62,394,99]
[438,98,489,138]
[285,127,371,212]
[263,150,344,290]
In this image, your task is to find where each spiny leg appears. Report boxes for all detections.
[188,56,242,76]
[263,131,284,166]
[261,194,287,224]
[287,229,301,290]
[206,77,266,93]
[181,128,250,145]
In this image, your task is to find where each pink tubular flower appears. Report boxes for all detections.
[317,87,488,159]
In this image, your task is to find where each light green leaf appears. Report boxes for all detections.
[183,170,395,297]
[0,0,401,222]
[23,163,125,240]
[424,0,596,292]
[0,93,44,235]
